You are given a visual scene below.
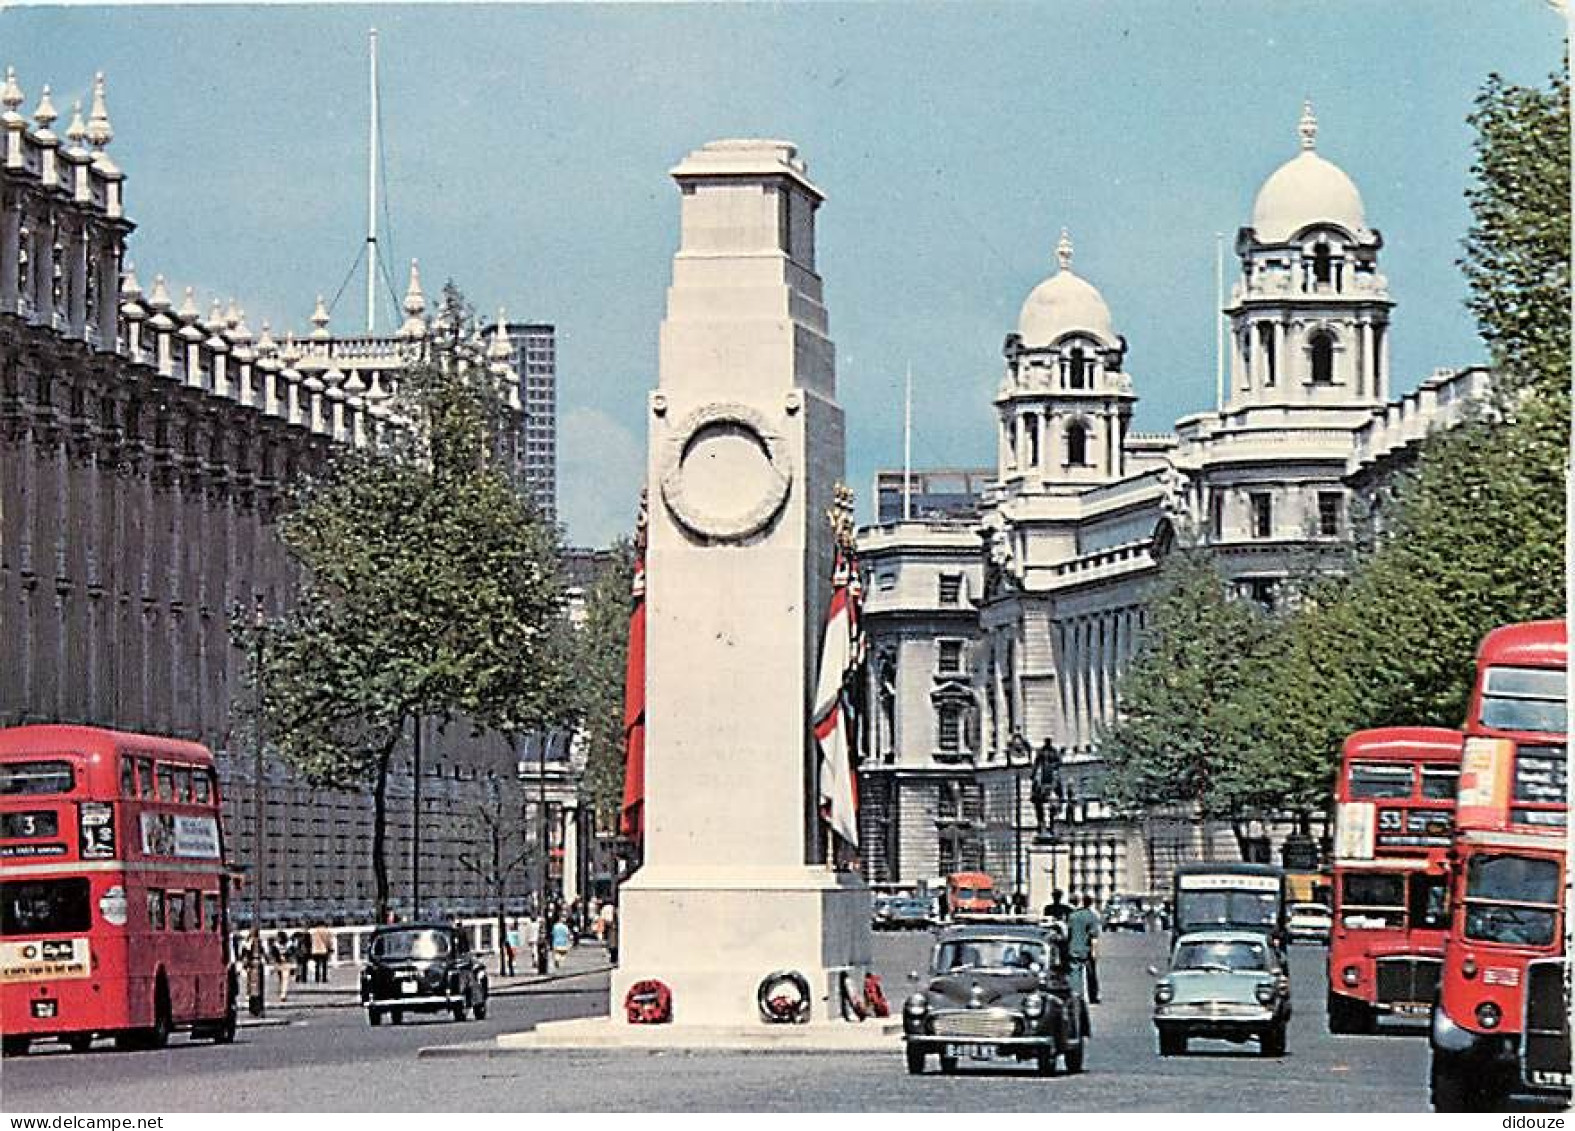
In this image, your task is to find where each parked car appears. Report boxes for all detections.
[1285,901,1333,945]
[883,896,935,931]
[360,923,489,1026]
[1151,930,1291,1057]
[1101,895,1148,932]
[902,923,1088,1076]
[871,895,895,929]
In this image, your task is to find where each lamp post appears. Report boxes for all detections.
[1006,731,1032,910]
[246,597,266,1018]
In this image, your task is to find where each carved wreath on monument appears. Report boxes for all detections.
[659,402,793,543]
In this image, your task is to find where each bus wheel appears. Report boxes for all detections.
[1430,1057,1482,1112]
[139,976,173,1050]
[1327,991,1371,1035]
[2,1036,30,1057]
[211,1002,238,1045]
[389,1010,404,1026]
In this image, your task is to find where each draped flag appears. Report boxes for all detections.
[814,486,865,850]
[618,497,648,842]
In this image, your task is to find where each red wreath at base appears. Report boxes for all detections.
[624,979,672,1024]
[864,973,891,1018]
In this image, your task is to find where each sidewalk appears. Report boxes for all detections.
[254,942,613,1013]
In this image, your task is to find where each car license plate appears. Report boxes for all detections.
[400,979,418,995]
[1390,1002,1429,1017]
[945,1043,996,1060]
[31,999,57,1019]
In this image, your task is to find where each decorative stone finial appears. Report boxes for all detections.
[402,259,425,316]
[3,67,25,120]
[65,100,87,151]
[86,72,112,149]
[178,285,200,320]
[120,262,142,299]
[257,321,277,353]
[310,294,331,339]
[1299,100,1317,151]
[1056,227,1074,272]
[205,298,226,334]
[33,84,57,133]
[148,274,171,309]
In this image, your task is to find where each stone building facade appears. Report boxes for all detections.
[856,104,1491,902]
[0,68,573,925]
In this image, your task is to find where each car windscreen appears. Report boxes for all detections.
[934,938,1048,973]
[369,929,451,961]
[1172,939,1270,973]
[1,878,92,935]
[1176,890,1279,932]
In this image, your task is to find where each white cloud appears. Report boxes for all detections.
[557,406,647,549]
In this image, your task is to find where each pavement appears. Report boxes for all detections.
[238,942,612,1021]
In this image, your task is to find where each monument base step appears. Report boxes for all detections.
[493,1015,902,1051]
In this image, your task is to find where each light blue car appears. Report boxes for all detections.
[1151,930,1292,1057]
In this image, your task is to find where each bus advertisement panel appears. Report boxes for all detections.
[0,725,236,1056]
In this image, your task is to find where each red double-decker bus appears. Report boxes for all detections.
[1327,726,1463,1034]
[0,725,236,1055]
[1429,620,1569,1111]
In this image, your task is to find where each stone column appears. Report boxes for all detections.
[612,139,869,1029]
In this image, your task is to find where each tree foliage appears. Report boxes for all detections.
[575,540,636,830]
[238,284,569,920]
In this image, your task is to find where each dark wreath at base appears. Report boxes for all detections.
[757,970,811,1024]
[624,979,673,1024]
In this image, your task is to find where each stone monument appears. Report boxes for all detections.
[554,140,872,1037]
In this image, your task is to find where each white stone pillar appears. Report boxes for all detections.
[1273,321,1288,390]
[613,140,869,1029]
[561,800,580,906]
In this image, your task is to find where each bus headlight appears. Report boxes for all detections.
[1475,1002,1501,1030]
[1461,957,1478,980]
[1341,966,1361,986]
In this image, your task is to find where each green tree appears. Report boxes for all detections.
[240,284,570,921]
[575,540,636,830]
[1100,546,1273,837]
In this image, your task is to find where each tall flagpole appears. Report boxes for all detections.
[1215,231,1225,412]
[902,363,913,522]
[366,28,379,335]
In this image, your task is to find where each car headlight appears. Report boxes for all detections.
[1023,992,1047,1016]
[1475,1002,1501,1030]
[1154,982,1174,1005]
[904,993,929,1014]
[1341,965,1361,986]
[1255,981,1277,1005]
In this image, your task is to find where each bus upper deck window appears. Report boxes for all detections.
[156,765,175,801]
[193,772,212,804]
[120,757,136,796]
[136,757,154,799]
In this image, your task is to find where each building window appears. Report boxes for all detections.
[938,706,962,752]
[1025,414,1040,466]
[1313,242,1333,286]
[1318,492,1343,537]
[1068,345,1089,389]
[1209,491,1224,540]
[1065,421,1088,467]
[1260,323,1277,387]
[1310,331,1335,385]
[938,640,964,674]
[1246,578,1278,610]
[938,573,962,605]
[1250,492,1272,538]
[877,572,896,591]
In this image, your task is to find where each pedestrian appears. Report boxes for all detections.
[309,923,333,984]
[524,914,542,972]
[1067,893,1102,1004]
[503,919,521,977]
[291,924,311,983]
[550,918,571,971]
[1043,888,1072,923]
[601,904,618,965]
[269,930,293,1003]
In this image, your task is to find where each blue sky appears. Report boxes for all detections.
[6,2,1564,546]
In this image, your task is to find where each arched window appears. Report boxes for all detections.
[1024,414,1040,466]
[1066,421,1088,467]
[1068,345,1088,389]
[1309,331,1335,385]
[1312,242,1332,286]
[1259,323,1276,387]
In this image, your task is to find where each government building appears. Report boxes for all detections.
[0,67,588,926]
[856,104,1487,903]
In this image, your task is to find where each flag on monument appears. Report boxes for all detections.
[619,511,648,841]
[814,549,859,847]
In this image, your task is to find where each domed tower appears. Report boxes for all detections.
[997,230,1136,489]
[1227,102,1392,412]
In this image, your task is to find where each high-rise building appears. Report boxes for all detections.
[501,321,557,522]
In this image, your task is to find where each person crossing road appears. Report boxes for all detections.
[1067,894,1102,1004]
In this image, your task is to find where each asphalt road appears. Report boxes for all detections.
[3,932,1448,1112]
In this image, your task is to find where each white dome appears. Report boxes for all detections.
[1016,229,1115,347]
[1249,102,1367,243]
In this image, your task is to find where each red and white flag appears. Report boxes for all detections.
[619,513,648,842]
[814,549,860,848]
